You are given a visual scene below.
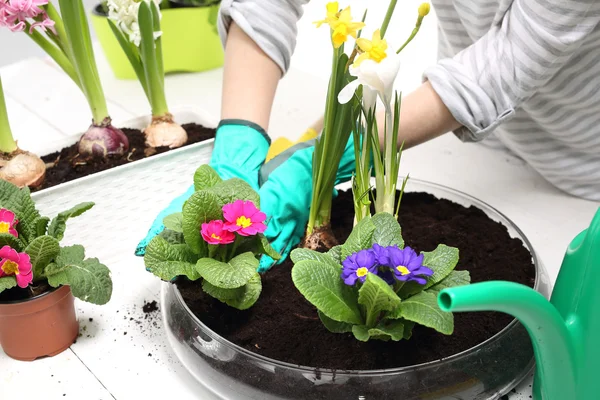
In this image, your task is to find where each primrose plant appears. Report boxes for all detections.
[143,165,280,310]
[0,181,112,305]
[291,213,470,342]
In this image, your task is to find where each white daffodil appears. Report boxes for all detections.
[338,53,401,108]
[107,0,162,47]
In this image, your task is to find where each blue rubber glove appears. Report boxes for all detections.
[135,120,270,256]
[257,136,356,272]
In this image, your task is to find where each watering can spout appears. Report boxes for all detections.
[438,282,576,399]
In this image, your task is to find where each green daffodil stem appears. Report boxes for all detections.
[382,103,396,214]
[58,0,110,125]
[380,0,398,39]
[0,77,18,154]
[396,4,430,54]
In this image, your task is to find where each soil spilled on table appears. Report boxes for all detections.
[37,123,215,191]
[178,190,536,371]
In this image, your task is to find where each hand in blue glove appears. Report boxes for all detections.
[135,119,270,256]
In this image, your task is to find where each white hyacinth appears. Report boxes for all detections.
[107,0,162,47]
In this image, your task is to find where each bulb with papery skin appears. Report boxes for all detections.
[0,151,46,188]
[77,122,129,158]
[144,114,187,148]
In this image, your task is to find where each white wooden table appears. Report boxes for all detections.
[1,2,598,399]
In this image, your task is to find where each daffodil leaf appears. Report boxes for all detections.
[292,260,362,325]
[393,291,454,335]
[0,276,17,293]
[196,252,257,289]
[341,215,376,260]
[318,311,353,333]
[371,212,404,248]
[421,245,460,289]
[25,235,60,279]
[182,190,222,255]
[193,165,222,191]
[144,236,199,281]
[48,202,95,242]
[291,248,339,268]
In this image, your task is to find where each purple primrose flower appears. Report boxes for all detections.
[341,249,378,286]
[382,246,433,285]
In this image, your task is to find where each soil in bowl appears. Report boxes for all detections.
[36,123,215,191]
[178,190,536,371]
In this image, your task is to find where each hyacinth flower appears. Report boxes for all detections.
[107,0,188,148]
[222,199,267,236]
[0,208,19,237]
[339,2,431,219]
[0,76,46,187]
[0,0,129,159]
[0,245,33,288]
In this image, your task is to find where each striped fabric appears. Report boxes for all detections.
[219,1,600,201]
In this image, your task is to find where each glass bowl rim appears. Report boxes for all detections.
[164,178,541,377]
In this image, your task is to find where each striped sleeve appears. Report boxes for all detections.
[218,0,310,74]
[424,0,600,142]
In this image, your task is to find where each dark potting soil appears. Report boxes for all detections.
[178,190,536,371]
[36,123,215,191]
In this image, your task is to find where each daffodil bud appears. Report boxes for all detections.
[418,3,430,18]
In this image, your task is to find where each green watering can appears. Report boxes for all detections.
[438,207,600,400]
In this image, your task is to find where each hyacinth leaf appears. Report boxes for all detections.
[0,181,40,244]
[0,276,17,293]
[358,273,402,327]
[290,248,339,269]
[257,235,281,260]
[367,320,405,341]
[421,245,460,290]
[327,245,343,263]
[0,233,24,252]
[426,270,471,295]
[35,217,50,237]
[144,236,199,280]
[205,178,260,209]
[341,215,376,260]
[392,291,454,335]
[371,212,404,248]
[182,190,222,254]
[163,213,183,233]
[292,260,362,325]
[107,18,148,97]
[196,252,257,289]
[46,245,112,305]
[25,235,60,279]
[222,273,262,310]
[159,229,185,245]
[319,311,353,333]
[48,202,95,242]
[194,165,222,192]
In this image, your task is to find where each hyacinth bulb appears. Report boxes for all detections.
[0,151,46,188]
[144,114,187,148]
[78,121,129,158]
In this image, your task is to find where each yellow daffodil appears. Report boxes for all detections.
[354,29,388,67]
[315,2,365,49]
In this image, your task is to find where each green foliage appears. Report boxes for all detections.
[0,234,24,252]
[203,272,262,310]
[194,164,222,191]
[0,276,17,293]
[25,235,60,279]
[144,236,199,281]
[163,213,183,233]
[182,190,221,254]
[196,251,257,289]
[0,180,40,244]
[48,202,95,241]
[292,209,470,341]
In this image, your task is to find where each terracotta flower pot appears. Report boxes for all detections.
[0,285,78,361]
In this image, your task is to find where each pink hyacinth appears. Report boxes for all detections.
[0,208,18,238]
[201,220,235,245]
[222,200,267,236]
[0,245,33,288]
[0,0,56,34]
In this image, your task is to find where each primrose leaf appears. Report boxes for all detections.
[352,325,370,341]
[158,229,185,245]
[327,245,343,263]
[318,311,353,333]
[203,273,262,310]
[358,273,401,325]
[397,281,426,299]
[25,235,60,279]
[403,320,416,340]
[46,245,112,305]
[194,165,222,191]
[163,213,183,233]
[422,245,460,289]
[371,212,404,248]
[341,215,376,260]
[257,235,281,260]
[366,320,405,341]
[144,236,199,280]
[196,251,257,289]
[205,178,260,209]
[0,276,17,293]
[290,248,339,268]
[48,202,95,242]
[426,270,471,295]
[0,233,24,252]
[0,180,40,244]
[182,190,222,254]
[291,260,362,325]
[35,217,50,237]
[393,291,454,335]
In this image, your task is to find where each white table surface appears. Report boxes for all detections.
[1,2,598,399]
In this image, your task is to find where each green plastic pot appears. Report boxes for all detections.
[91,3,224,79]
